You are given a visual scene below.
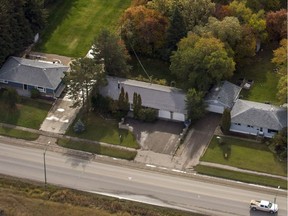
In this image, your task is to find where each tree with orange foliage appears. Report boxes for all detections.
[266,9,287,41]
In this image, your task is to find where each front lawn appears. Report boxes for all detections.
[201,136,287,176]
[66,112,139,149]
[232,43,280,105]
[37,0,131,57]
[0,98,51,129]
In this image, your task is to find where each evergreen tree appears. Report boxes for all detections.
[118,87,125,110]
[220,108,231,134]
[124,92,130,112]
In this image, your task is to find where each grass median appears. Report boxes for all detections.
[0,126,39,141]
[195,165,287,189]
[57,138,137,160]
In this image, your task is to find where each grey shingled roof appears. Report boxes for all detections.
[0,57,68,89]
[205,81,242,108]
[231,99,287,130]
[100,76,187,114]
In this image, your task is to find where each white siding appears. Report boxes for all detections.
[206,104,224,114]
[158,110,171,119]
[230,123,277,138]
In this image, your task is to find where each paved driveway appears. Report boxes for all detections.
[40,94,80,134]
[178,112,222,168]
[125,118,184,154]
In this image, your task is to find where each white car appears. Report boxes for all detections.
[250,200,278,214]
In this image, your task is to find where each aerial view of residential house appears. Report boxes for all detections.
[205,81,242,114]
[100,76,187,121]
[230,99,287,138]
[0,57,69,98]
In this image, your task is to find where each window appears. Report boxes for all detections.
[23,84,28,90]
[268,129,278,133]
[0,79,8,83]
[117,82,120,89]
[247,125,254,128]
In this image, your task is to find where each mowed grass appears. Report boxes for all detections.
[233,43,280,104]
[201,136,287,176]
[0,98,51,129]
[37,0,131,57]
[57,138,137,160]
[66,112,139,149]
[0,126,39,140]
[195,165,287,189]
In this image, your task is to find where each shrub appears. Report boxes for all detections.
[31,88,41,98]
[138,108,157,122]
[220,108,231,134]
[73,119,85,133]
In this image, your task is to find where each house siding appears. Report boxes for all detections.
[230,123,277,138]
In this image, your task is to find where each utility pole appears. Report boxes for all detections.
[43,141,50,188]
[274,186,280,204]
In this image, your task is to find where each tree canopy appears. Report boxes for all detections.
[170,33,235,91]
[185,88,206,121]
[92,29,131,77]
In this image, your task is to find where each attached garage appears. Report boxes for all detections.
[206,104,224,114]
[172,112,185,121]
[158,110,171,120]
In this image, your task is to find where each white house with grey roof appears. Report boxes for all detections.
[230,99,287,138]
[205,81,242,114]
[0,57,68,98]
[100,76,187,121]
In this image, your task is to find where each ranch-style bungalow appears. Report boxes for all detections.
[0,57,68,98]
[230,99,287,138]
[100,76,187,122]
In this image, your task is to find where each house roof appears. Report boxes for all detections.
[100,76,187,114]
[231,99,287,130]
[0,57,69,89]
[205,81,242,108]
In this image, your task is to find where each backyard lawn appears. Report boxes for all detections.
[0,98,51,129]
[201,135,287,176]
[232,43,280,105]
[37,0,131,57]
[66,112,139,149]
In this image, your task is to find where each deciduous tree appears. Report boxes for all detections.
[170,33,235,91]
[121,6,169,56]
[185,88,206,121]
[266,9,287,41]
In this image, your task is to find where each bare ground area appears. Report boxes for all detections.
[28,51,72,65]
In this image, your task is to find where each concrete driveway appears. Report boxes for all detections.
[125,118,184,154]
[40,94,80,134]
[177,112,222,168]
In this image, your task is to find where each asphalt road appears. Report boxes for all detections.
[0,142,287,216]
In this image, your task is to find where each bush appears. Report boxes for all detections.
[31,88,41,98]
[73,119,85,133]
[220,108,231,134]
[138,108,157,122]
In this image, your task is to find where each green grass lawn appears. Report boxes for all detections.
[201,136,287,176]
[0,127,39,141]
[37,0,131,57]
[66,112,139,149]
[58,138,137,160]
[232,43,280,104]
[0,98,51,129]
[129,56,176,85]
[195,165,287,189]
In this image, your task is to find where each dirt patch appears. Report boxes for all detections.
[27,52,72,66]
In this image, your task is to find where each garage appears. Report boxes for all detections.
[172,112,185,121]
[158,110,171,120]
[206,104,224,114]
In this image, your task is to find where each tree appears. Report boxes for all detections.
[121,5,169,56]
[220,108,231,134]
[185,88,206,121]
[64,58,106,112]
[24,0,46,34]
[272,127,287,161]
[2,88,19,111]
[246,0,280,12]
[272,39,287,104]
[170,33,235,91]
[166,6,187,54]
[92,29,131,77]
[132,92,142,118]
[266,9,287,41]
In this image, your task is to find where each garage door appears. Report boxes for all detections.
[172,112,185,121]
[206,105,224,114]
[158,110,171,119]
